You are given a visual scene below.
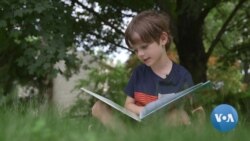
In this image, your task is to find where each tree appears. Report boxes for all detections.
[70,0,249,83]
[0,0,80,98]
[1,0,249,99]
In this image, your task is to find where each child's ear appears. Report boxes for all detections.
[160,32,168,45]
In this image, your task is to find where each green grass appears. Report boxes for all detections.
[0,105,249,141]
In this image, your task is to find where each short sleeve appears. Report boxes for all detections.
[184,71,194,88]
[124,69,137,98]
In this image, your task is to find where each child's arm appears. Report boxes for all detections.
[124,96,144,115]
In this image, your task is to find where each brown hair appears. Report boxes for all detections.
[125,10,172,52]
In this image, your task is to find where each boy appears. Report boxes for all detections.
[92,10,203,129]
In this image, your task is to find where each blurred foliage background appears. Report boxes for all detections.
[0,0,250,122]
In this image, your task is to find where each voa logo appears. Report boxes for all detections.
[210,104,238,132]
[214,113,235,123]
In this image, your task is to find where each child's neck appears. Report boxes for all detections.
[151,55,172,79]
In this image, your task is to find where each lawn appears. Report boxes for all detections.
[0,105,249,141]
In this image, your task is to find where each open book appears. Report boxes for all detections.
[80,81,211,122]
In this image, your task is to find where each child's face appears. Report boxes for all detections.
[129,33,166,67]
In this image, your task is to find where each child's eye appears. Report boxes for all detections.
[141,45,148,49]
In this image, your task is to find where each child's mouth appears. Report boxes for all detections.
[143,58,150,62]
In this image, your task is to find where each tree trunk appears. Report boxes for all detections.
[38,78,53,104]
[174,11,208,83]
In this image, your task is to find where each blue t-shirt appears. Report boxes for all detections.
[124,62,193,106]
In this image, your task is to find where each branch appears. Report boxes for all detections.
[206,0,246,57]
[219,40,230,51]
[73,0,124,36]
[88,31,133,52]
[199,0,222,22]
[122,13,135,18]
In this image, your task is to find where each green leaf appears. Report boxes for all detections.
[0,20,7,28]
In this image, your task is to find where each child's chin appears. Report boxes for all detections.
[144,62,153,67]
[142,59,152,66]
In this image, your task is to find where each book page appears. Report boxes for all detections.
[80,88,141,121]
[81,81,211,121]
[139,81,211,119]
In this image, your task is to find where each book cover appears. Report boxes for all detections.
[81,81,211,122]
